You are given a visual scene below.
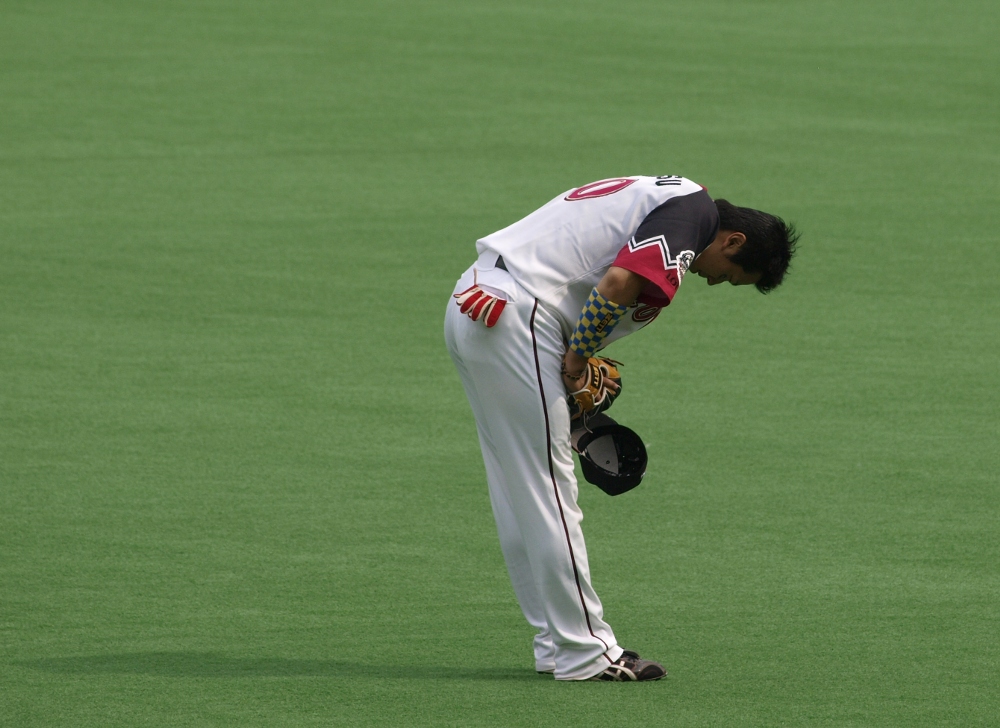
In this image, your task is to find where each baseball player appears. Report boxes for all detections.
[444,176,798,681]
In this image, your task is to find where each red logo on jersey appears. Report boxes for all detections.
[565,178,637,201]
[632,304,661,323]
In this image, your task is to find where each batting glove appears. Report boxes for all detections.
[454,284,506,328]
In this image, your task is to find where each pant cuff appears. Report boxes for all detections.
[554,645,624,681]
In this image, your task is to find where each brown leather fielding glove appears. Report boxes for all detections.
[568,357,623,420]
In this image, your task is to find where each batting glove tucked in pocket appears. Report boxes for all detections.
[454,284,506,328]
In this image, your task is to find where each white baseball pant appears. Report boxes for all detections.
[444,258,623,680]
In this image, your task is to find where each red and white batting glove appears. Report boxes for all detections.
[453,284,506,328]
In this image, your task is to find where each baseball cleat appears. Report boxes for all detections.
[589,650,666,681]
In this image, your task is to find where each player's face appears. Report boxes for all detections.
[689,231,762,287]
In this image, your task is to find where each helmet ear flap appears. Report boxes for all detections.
[573,418,648,496]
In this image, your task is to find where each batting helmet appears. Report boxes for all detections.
[571,414,648,496]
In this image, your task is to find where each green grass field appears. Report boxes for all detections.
[2,0,998,725]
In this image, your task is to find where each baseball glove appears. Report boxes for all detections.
[567,357,623,420]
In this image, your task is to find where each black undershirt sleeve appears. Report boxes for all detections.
[610,189,721,305]
[632,189,720,258]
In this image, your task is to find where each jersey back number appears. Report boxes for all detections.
[565,178,637,201]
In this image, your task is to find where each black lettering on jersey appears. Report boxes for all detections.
[655,175,682,186]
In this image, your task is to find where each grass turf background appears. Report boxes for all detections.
[2,0,998,725]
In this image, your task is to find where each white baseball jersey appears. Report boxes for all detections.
[476,176,719,345]
[446,177,719,679]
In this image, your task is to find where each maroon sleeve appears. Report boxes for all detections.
[611,189,719,304]
[612,243,683,304]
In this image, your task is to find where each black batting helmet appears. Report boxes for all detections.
[571,415,648,496]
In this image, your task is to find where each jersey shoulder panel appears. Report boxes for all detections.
[610,188,719,303]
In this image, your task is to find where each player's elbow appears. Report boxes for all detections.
[598,266,647,306]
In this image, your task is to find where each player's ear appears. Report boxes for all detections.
[722,231,746,251]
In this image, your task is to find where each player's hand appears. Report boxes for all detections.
[566,357,623,419]
[561,350,588,389]
[562,351,620,394]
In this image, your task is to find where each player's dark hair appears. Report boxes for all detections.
[714,199,799,293]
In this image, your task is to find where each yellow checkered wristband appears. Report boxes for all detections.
[568,287,628,359]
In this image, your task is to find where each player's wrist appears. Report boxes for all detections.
[562,350,588,379]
